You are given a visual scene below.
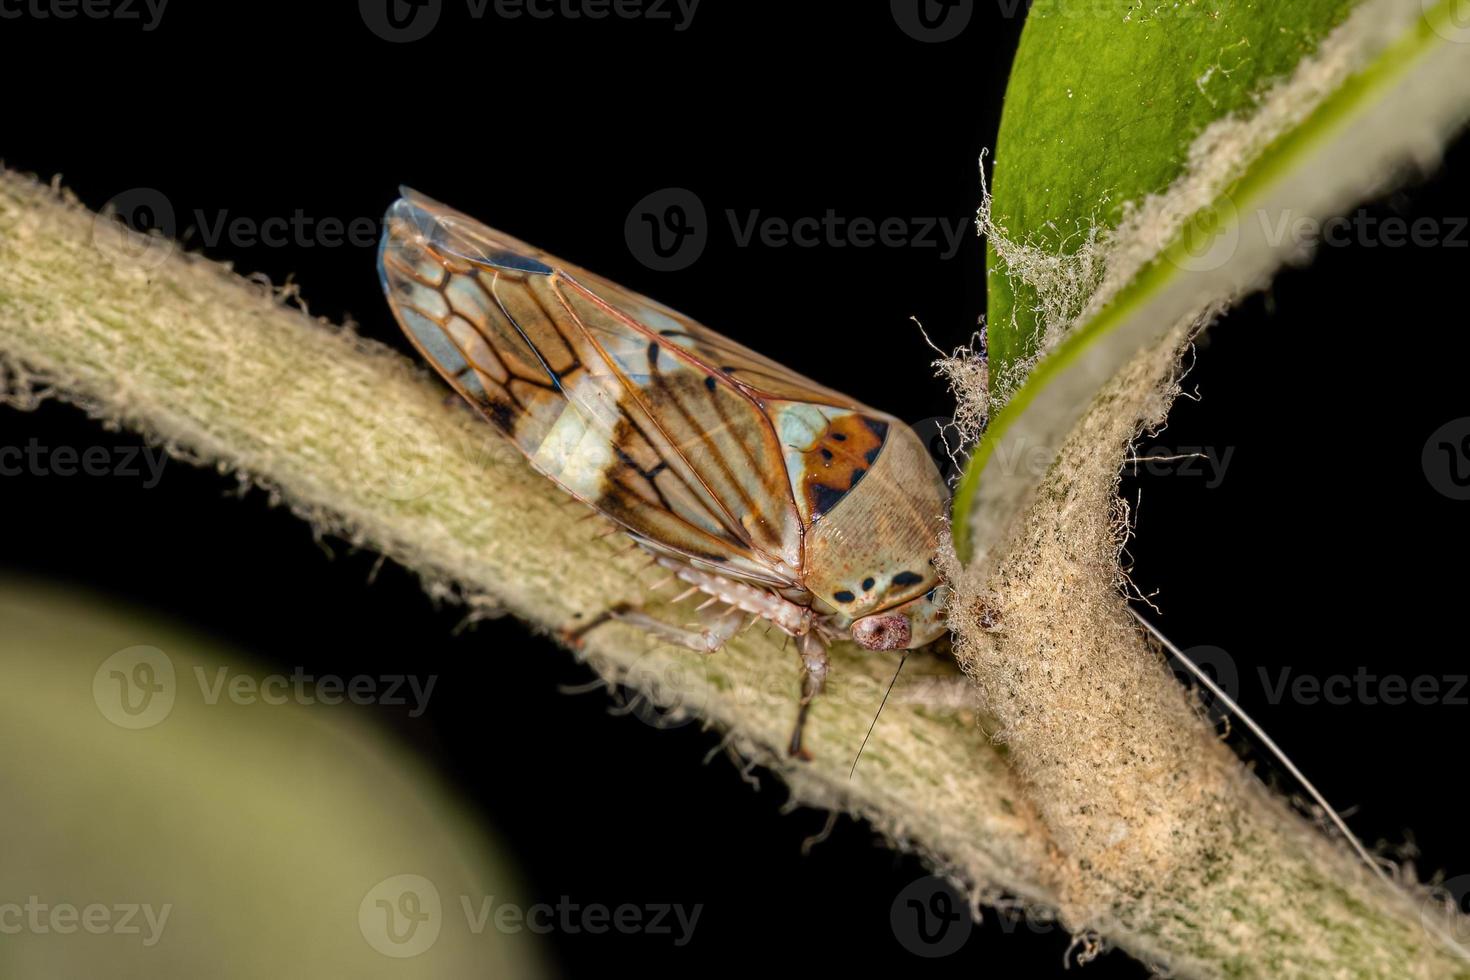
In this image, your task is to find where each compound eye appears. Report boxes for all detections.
[851,614,910,651]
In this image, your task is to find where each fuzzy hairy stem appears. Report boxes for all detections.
[0,171,1464,976]
[951,328,1470,976]
[0,170,1058,910]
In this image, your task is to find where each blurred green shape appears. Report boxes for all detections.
[0,577,547,979]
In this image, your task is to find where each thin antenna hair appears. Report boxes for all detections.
[850,653,907,780]
[1130,609,1470,962]
[1129,610,1385,878]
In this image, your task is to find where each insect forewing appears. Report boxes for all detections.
[379,190,810,582]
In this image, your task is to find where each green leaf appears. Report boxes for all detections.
[986,0,1359,379]
[955,0,1470,564]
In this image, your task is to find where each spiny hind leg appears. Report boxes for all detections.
[564,602,744,654]
[788,631,830,760]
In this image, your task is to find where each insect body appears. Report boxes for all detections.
[378,189,950,757]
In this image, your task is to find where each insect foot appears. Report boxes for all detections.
[788,632,831,760]
[557,604,630,651]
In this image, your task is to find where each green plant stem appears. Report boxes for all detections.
[1,172,1464,976]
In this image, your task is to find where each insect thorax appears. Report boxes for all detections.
[800,418,948,624]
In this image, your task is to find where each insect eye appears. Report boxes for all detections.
[852,614,910,651]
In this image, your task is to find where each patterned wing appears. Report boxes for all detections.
[379,188,818,585]
[541,231,906,532]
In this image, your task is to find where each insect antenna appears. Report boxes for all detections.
[849,653,907,780]
[1128,609,1398,890]
[1131,611,1470,962]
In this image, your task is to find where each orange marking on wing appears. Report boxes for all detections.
[800,415,888,520]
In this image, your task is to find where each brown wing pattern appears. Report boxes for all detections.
[378,189,818,585]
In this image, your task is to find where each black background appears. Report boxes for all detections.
[3,1,1468,975]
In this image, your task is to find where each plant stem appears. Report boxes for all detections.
[1,171,1464,976]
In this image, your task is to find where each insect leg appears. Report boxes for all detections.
[613,606,742,654]
[563,603,740,655]
[788,631,830,760]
